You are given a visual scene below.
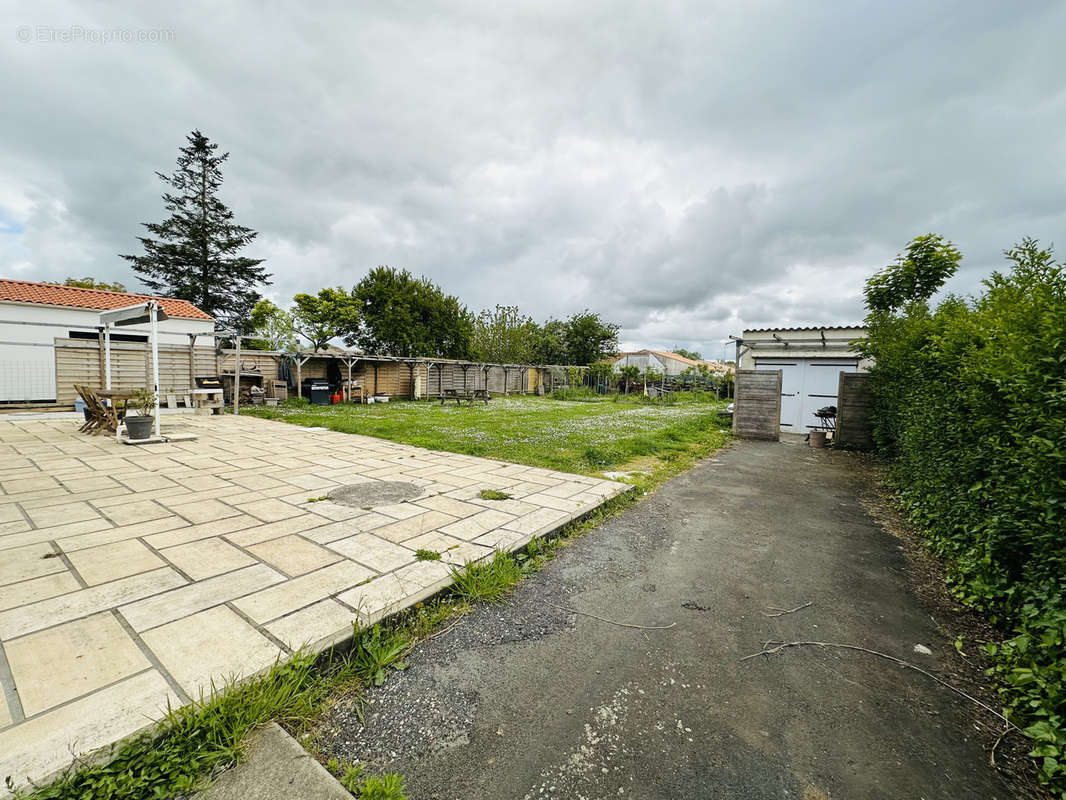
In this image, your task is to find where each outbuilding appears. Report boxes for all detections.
[735,326,869,434]
[0,279,215,408]
[612,349,730,377]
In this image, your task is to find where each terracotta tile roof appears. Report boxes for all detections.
[0,279,213,320]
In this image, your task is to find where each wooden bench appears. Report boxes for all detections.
[439,388,491,405]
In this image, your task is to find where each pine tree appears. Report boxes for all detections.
[121,130,269,328]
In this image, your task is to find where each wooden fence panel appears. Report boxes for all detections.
[54,339,217,407]
[836,372,875,449]
[733,369,781,440]
[54,340,102,406]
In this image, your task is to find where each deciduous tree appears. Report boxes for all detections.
[64,277,127,292]
[531,318,568,364]
[246,299,298,351]
[351,267,473,358]
[471,305,538,363]
[291,287,360,352]
[863,233,961,314]
[563,310,620,365]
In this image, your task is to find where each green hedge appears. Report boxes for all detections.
[863,237,1066,792]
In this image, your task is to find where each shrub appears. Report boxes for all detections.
[862,235,1066,794]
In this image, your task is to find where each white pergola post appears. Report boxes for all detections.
[150,303,161,438]
[104,324,112,390]
[99,301,169,439]
[233,333,241,415]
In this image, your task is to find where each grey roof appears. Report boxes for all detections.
[742,325,866,333]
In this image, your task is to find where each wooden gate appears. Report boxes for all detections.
[835,372,874,449]
[733,369,781,440]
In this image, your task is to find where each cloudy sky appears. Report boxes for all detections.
[2,1,1064,359]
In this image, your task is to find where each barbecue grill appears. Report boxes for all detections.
[306,379,330,406]
[814,405,837,431]
[194,376,222,390]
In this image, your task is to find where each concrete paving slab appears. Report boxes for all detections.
[0,571,81,612]
[0,542,66,585]
[0,414,628,795]
[141,606,282,698]
[161,537,258,580]
[247,534,343,577]
[195,722,350,800]
[0,670,178,792]
[6,612,148,716]
[265,599,357,651]
[65,539,166,586]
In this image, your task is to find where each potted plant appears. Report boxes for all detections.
[126,388,156,440]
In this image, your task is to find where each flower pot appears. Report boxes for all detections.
[808,430,827,449]
[126,415,155,440]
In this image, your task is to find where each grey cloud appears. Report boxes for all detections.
[2,0,1064,357]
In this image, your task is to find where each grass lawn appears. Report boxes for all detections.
[241,393,731,487]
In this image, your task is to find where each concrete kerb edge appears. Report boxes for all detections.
[4,483,637,798]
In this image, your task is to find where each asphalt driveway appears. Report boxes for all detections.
[318,439,1014,799]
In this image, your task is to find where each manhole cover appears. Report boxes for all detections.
[327,481,423,508]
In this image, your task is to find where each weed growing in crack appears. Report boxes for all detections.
[449,551,524,604]
[326,759,407,799]
[350,624,410,687]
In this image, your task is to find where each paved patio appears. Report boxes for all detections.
[0,414,628,792]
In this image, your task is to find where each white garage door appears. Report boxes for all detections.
[754,358,857,432]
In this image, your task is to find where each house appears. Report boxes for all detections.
[735,325,868,434]
[612,349,730,377]
[0,279,216,407]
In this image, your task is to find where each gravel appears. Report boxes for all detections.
[313,487,676,772]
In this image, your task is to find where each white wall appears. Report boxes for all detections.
[737,327,869,370]
[614,353,655,372]
[0,302,215,402]
[652,354,691,376]
[614,352,685,376]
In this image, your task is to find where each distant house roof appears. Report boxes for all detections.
[0,279,213,321]
[613,349,730,371]
[647,349,703,367]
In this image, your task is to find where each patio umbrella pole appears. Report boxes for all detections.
[151,302,161,438]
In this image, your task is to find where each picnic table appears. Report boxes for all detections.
[74,385,132,434]
[439,388,491,405]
